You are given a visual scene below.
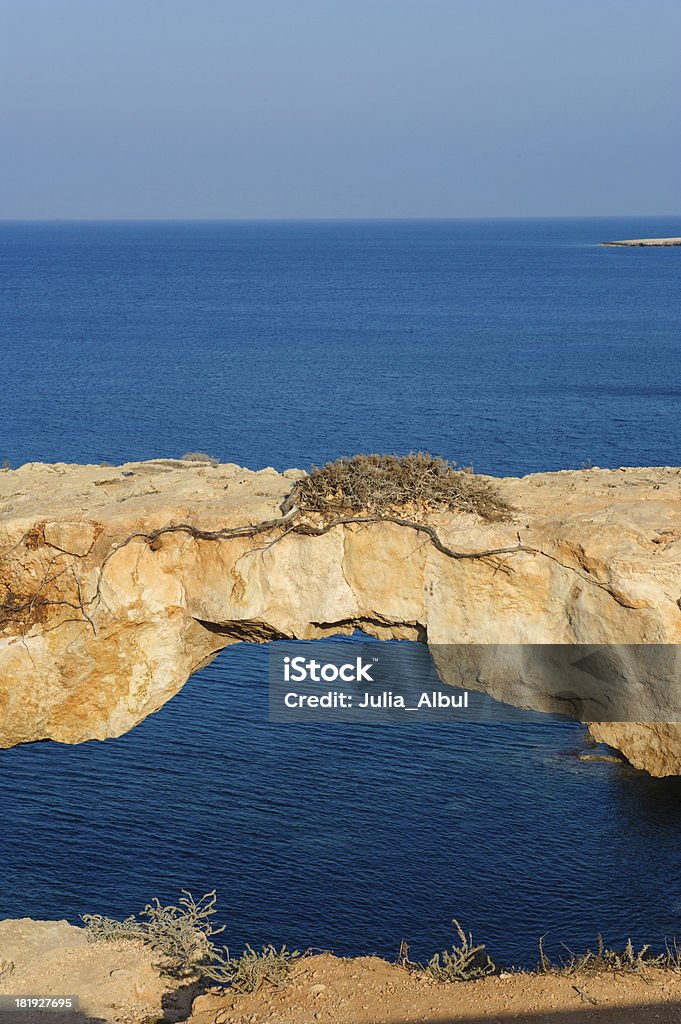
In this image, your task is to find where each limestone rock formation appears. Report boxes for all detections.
[0,917,197,1022]
[601,237,681,247]
[1,459,680,774]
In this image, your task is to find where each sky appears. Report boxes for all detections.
[0,0,679,219]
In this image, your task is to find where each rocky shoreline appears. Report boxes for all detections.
[601,237,681,247]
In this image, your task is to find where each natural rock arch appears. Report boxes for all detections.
[1,458,680,775]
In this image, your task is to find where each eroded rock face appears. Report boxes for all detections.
[1,460,680,774]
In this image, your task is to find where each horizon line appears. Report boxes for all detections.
[0,213,680,224]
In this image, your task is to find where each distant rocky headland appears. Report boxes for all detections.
[1,457,681,775]
[601,237,681,247]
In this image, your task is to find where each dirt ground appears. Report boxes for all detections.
[188,953,681,1024]
[4,926,681,1024]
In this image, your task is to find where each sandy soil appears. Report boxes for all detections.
[189,953,681,1024]
[3,930,681,1024]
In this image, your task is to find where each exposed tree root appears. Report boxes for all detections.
[0,502,620,640]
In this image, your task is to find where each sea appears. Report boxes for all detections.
[1,217,680,967]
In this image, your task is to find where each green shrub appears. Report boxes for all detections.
[226,944,301,993]
[424,920,496,982]
[83,890,230,982]
[83,891,301,989]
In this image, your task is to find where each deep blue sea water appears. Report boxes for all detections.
[1,218,681,967]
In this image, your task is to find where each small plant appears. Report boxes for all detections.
[82,891,302,989]
[82,890,231,981]
[180,451,219,466]
[424,920,496,982]
[663,939,681,973]
[602,938,659,973]
[538,933,667,976]
[226,943,301,993]
[291,453,511,521]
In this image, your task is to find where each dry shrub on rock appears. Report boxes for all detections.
[293,453,511,521]
[180,451,219,466]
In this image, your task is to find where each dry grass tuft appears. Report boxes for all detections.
[538,933,681,977]
[423,920,496,982]
[226,944,302,993]
[292,453,511,521]
[83,891,301,988]
[180,451,219,466]
[83,890,231,982]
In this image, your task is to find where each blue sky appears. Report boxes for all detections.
[1,0,679,218]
